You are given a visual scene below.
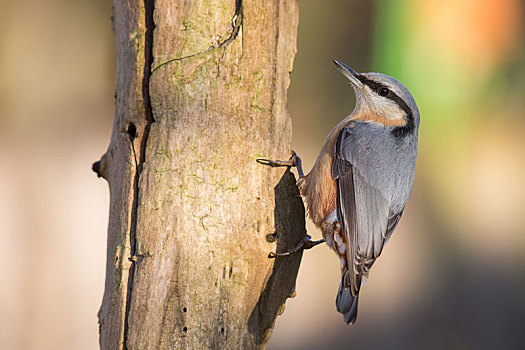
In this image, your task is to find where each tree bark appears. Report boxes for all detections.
[93,0,303,348]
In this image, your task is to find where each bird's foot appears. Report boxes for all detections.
[268,234,325,258]
[257,150,304,177]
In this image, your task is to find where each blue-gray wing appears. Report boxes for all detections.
[333,125,404,296]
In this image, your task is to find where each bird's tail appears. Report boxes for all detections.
[336,274,359,324]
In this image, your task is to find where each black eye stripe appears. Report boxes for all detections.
[356,75,408,111]
[356,75,388,94]
[356,74,415,138]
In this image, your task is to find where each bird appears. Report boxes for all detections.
[257,59,419,324]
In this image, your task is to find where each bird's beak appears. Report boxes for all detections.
[333,59,363,89]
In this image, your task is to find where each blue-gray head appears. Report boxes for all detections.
[333,59,420,138]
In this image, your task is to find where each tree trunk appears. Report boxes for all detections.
[93,0,303,348]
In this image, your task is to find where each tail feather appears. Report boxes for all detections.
[336,276,359,324]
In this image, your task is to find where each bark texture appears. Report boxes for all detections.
[94,0,304,349]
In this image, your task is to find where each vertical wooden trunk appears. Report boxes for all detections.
[94,0,303,348]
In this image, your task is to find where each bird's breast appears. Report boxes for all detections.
[301,122,348,229]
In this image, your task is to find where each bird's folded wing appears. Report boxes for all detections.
[332,128,402,296]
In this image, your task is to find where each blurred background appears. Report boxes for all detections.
[1,0,524,349]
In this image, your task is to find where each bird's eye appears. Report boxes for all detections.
[379,87,389,97]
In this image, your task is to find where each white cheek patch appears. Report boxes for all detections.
[364,86,406,121]
[374,97,406,120]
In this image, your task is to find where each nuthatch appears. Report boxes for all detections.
[258,59,419,324]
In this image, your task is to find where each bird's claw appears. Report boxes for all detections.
[268,235,325,258]
[290,150,298,162]
[256,150,298,168]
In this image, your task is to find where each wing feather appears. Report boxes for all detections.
[333,127,403,297]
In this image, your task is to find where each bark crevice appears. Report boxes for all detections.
[123,0,156,348]
[151,0,243,74]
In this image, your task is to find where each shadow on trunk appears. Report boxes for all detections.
[248,168,307,346]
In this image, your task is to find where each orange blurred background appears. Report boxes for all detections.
[1,0,524,349]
